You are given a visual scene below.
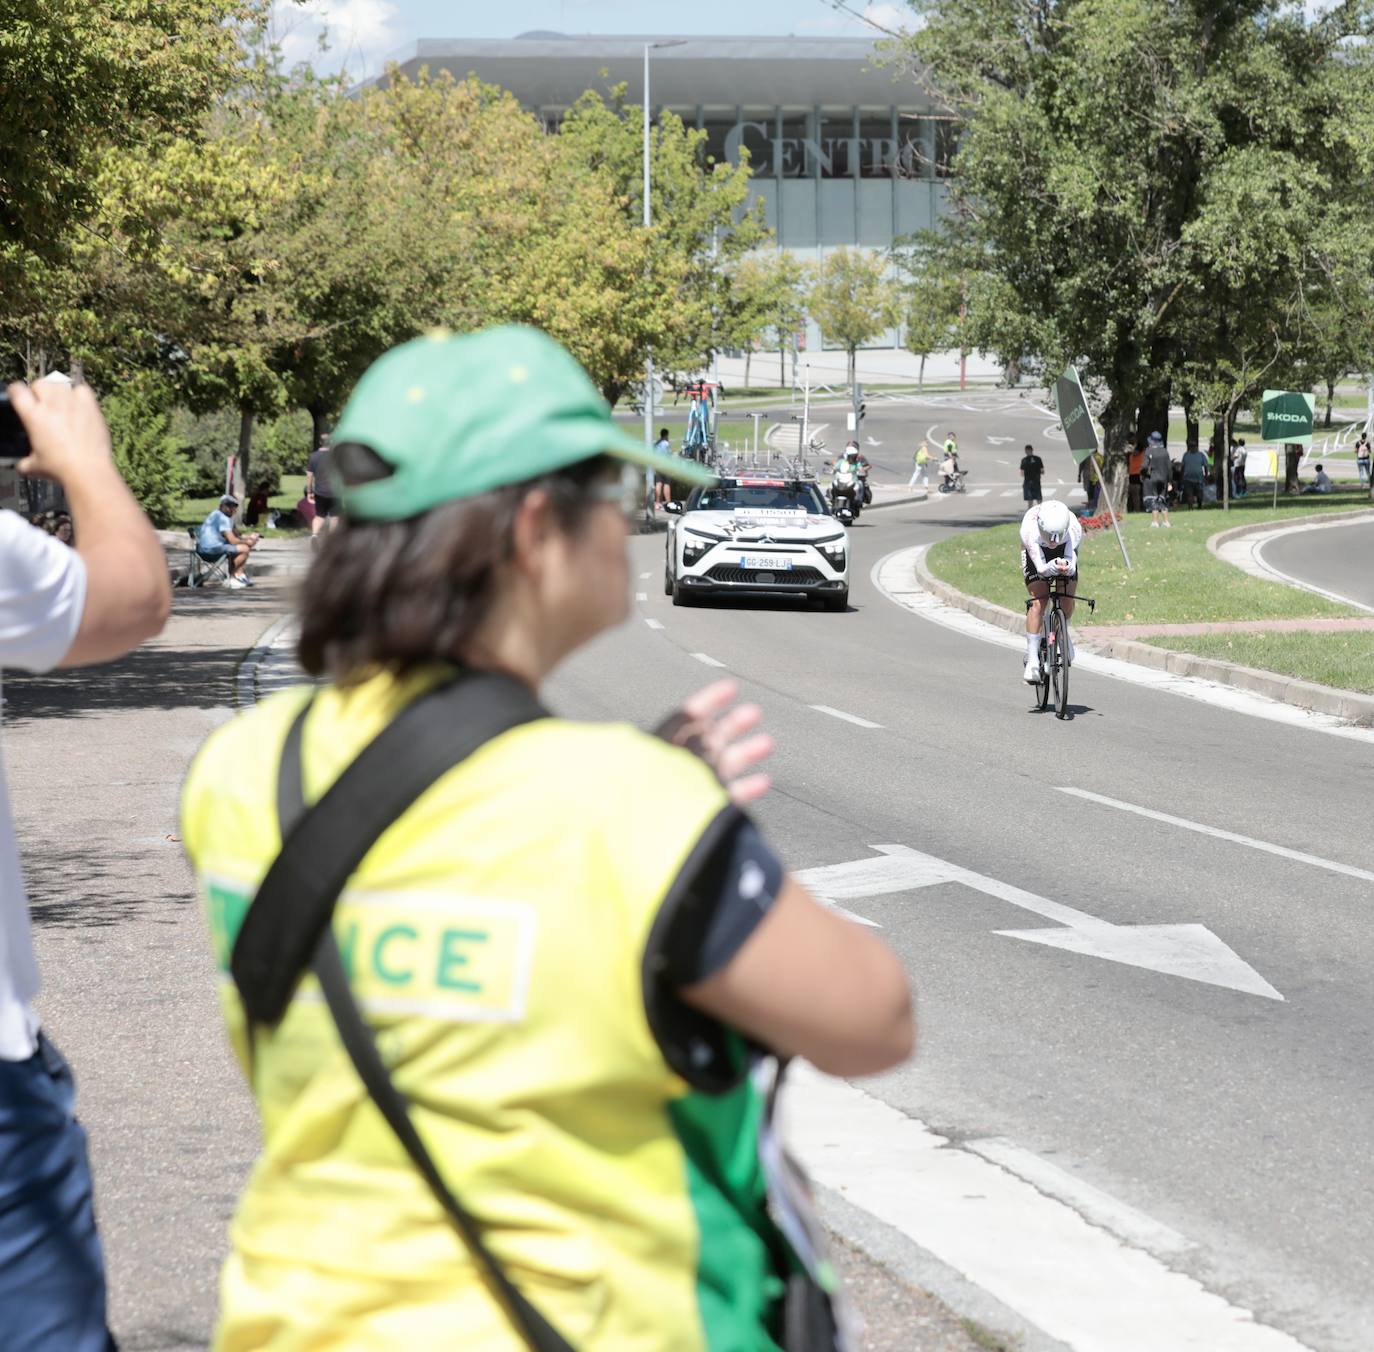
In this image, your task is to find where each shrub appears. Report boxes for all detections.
[104,387,192,527]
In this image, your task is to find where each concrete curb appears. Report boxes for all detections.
[913,548,1374,725]
[1205,506,1374,560]
[234,614,294,709]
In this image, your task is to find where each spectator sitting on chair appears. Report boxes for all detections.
[197,494,259,588]
[1304,463,1335,494]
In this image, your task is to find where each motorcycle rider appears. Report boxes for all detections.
[1021,499,1082,683]
[842,441,872,505]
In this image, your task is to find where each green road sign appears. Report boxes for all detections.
[1260,390,1314,447]
[1053,365,1100,463]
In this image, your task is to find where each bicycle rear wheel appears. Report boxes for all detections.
[1051,608,1069,717]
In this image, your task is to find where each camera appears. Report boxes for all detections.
[0,392,29,469]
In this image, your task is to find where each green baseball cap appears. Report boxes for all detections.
[331,325,715,521]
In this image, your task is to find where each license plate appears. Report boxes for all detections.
[741,555,792,570]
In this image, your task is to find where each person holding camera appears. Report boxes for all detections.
[0,377,171,1350]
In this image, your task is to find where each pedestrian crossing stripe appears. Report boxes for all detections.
[968,488,991,497]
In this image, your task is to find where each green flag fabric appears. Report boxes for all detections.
[1260,390,1315,447]
[1053,366,1100,463]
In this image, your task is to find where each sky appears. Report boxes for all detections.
[268,0,913,79]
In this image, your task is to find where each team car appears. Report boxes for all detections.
[663,477,850,610]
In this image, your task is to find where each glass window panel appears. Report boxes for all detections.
[935,119,960,178]
[778,114,809,178]
[820,112,856,178]
[895,116,929,179]
[858,115,897,177]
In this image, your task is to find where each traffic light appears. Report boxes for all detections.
[857,401,867,424]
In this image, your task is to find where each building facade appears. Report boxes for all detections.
[386,34,954,354]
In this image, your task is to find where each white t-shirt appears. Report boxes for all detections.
[0,511,87,1059]
[1019,506,1083,576]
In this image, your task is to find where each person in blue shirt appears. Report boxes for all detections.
[196,494,259,588]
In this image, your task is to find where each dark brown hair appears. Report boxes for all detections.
[297,455,615,683]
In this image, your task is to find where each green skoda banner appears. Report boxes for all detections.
[1260,390,1315,447]
[1052,365,1100,463]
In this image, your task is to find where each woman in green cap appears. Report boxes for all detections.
[182,325,913,1351]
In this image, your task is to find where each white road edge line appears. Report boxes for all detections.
[690,652,727,668]
[644,618,664,631]
[1057,786,1374,883]
[785,1065,1312,1352]
[964,1137,1195,1258]
[809,704,882,729]
[871,545,1374,746]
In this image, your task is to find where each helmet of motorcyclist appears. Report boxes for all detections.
[844,441,860,457]
[1037,500,1073,545]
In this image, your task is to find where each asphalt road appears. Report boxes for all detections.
[1259,516,1374,610]
[550,408,1374,1351]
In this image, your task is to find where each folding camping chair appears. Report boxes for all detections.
[185,527,231,588]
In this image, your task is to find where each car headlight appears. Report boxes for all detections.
[817,536,847,568]
[682,528,719,564]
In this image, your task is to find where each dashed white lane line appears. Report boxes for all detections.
[639,571,652,579]
[785,1066,1311,1352]
[691,652,727,668]
[1058,787,1374,883]
[810,704,883,729]
[967,487,991,497]
[644,618,665,631]
[636,592,647,601]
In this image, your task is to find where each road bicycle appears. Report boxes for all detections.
[1025,574,1095,719]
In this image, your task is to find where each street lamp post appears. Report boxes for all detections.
[642,39,686,487]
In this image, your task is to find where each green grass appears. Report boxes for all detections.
[925,491,1372,627]
[1143,631,1374,694]
[172,473,308,536]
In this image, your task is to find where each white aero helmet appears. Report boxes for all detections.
[1037,499,1072,545]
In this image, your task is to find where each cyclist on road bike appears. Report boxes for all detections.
[1021,499,1083,683]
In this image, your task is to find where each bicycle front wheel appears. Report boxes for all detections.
[1052,608,1069,717]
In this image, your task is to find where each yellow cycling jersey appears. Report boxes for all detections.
[182,668,784,1351]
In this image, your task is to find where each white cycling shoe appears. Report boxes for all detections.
[1023,658,1041,684]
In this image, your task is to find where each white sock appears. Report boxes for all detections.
[1026,632,1043,660]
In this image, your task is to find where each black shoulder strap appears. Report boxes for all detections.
[231,670,545,1027]
[230,668,573,1352]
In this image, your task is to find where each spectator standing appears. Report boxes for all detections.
[1143,431,1172,528]
[306,436,340,542]
[1127,441,1145,512]
[0,377,170,1351]
[181,327,913,1350]
[196,494,259,588]
[1231,439,1249,498]
[943,430,958,464]
[1355,433,1371,487]
[1079,455,1102,515]
[1020,443,1045,505]
[653,426,673,508]
[909,439,930,486]
[1180,443,1209,508]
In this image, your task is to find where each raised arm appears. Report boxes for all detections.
[9,381,170,667]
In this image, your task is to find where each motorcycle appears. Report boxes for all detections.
[830,464,862,522]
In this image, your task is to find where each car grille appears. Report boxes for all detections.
[705,564,826,586]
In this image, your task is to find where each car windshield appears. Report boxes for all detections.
[690,483,828,514]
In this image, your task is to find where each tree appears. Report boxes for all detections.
[807,248,899,388]
[0,0,262,299]
[897,249,961,390]
[899,0,1374,511]
[723,253,807,389]
[104,380,192,526]
[555,86,767,402]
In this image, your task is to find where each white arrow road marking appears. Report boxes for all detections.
[784,1065,1312,1352]
[1057,787,1374,884]
[987,435,1015,444]
[865,436,882,446]
[852,845,1283,998]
